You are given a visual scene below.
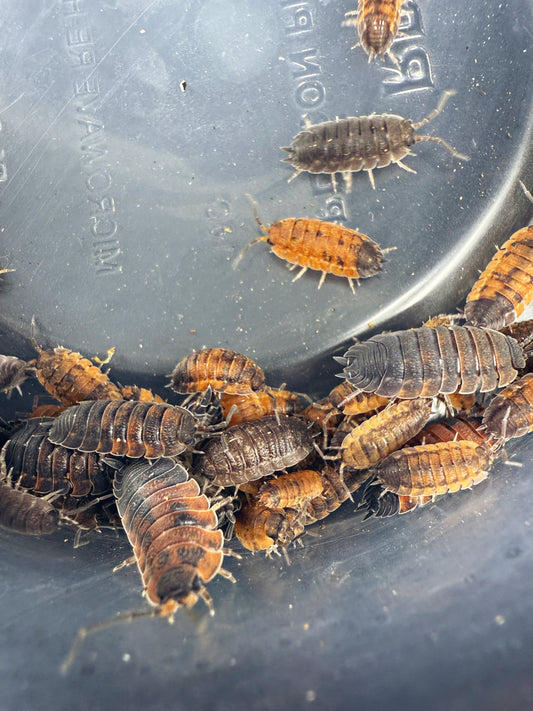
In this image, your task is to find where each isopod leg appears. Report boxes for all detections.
[342,171,353,193]
[395,160,417,175]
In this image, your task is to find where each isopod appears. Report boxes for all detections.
[373,440,494,497]
[337,325,525,398]
[113,457,233,615]
[234,204,386,293]
[170,347,265,395]
[328,381,390,416]
[257,469,324,509]
[342,0,404,62]
[482,373,533,441]
[341,397,433,469]
[30,345,122,406]
[48,400,200,459]
[282,90,469,191]
[1,418,115,498]
[0,479,60,535]
[193,415,317,487]
[234,502,305,553]
[219,388,307,427]
[464,224,533,330]
[0,355,28,395]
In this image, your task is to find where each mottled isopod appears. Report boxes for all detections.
[464,224,533,330]
[282,91,469,191]
[170,348,265,395]
[341,397,433,469]
[31,345,123,406]
[235,204,386,293]
[193,415,317,487]
[343,0,404,62]
[338,325,525,398]
[114,457,232,615]
[373,440,494,498]
[219,388,307,427]
[48,400,199,459]
[482,373,533,441]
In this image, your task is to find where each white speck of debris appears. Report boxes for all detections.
[495,615,506,626]
[122,653,131,663]
[306,690,316,702]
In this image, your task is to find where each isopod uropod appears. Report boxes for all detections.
[282,91,469,192]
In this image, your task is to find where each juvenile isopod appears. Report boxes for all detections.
[338,325,525,398]
[113,457,234,615]
[373,440,494,498]
[342,0,404,63]
[234,202,386,293]
[0,480,60,535]
[48,400,200,459]
[0,355,28,395]
[193,415,317,487]
[282,91,469,191]
[170,347,265,395]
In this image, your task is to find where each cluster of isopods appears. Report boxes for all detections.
[1,1,532,670]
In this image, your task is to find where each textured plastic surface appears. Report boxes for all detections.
[1,1,533,709]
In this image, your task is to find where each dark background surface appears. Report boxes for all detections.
[1,1,533,709]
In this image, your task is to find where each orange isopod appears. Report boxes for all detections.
[343,0,404,62]
[464,224,533,330]
[257,469,324,509]
[341,397,433,470]
[31,345,123,407]
[219,388,307,426]
[482,372,533,441]
[170,347,265,395]
[234,204,386,294]
[374,440,494,497]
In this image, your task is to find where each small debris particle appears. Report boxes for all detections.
[180,81,187,92]
[306,690,316,702]
[495,614,506,626]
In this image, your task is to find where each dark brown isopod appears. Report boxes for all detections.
[114,457,232,614]
[338,325,525,399]
[1,418,115,499]
[362,484,433,519]
[0,355,28,395]
[373,440,494,498]
[48,400,199,459]
[193,415,317,487]
[282,91,469,192]
[170,347,265,395]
